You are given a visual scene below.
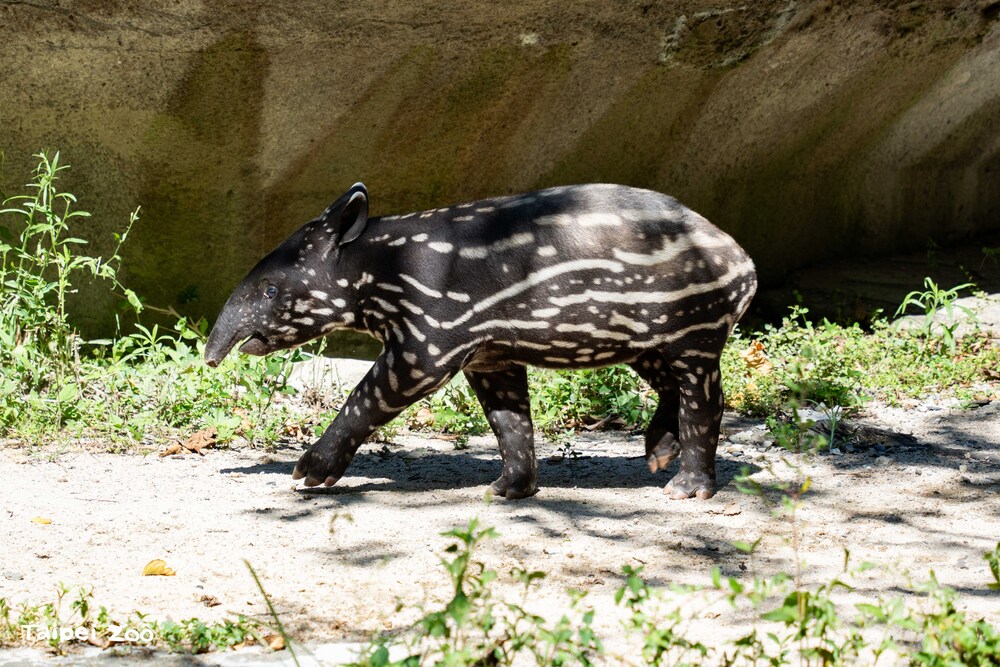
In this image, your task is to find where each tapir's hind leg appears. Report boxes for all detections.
[663,354,725,500]
[629,353,681,473]
[464,366,538,500]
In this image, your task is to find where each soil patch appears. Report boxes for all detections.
[2,392,998,658]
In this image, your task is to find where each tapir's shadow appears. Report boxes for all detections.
[221,446,752,496]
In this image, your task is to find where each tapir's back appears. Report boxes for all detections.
[366,183,756,368]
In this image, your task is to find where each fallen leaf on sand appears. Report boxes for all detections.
[182,428,217,455]
[708,503,742,516]
[31,517,52,524]
[160,428,218,457]
[142,559,176,576]
[265,634,286,650]
[199,594,221,607]
[159,443,184,457]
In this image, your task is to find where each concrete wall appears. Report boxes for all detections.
[1,0,999,340]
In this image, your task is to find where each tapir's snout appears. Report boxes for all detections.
[204,309,246,367]
[204,330,234,367]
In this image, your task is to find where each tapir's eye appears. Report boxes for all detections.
[264,285,278,300]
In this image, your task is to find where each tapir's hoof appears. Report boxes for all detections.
[489,476,539,500]
[293,446,346,488]
[664,471,715,500]
[646,440,680,473]
[299,475,340,488]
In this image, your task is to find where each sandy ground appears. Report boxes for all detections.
[1,358,998,662]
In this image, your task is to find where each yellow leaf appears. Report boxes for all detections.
[142,559,176,576]
[740,341,773,375]
[31,517,52,525]
[265,634,285,651]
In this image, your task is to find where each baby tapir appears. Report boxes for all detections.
[205,183,756,500]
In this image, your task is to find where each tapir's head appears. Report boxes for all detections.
[204,183,369,367]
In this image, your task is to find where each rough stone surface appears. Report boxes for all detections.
[2,1,1000,339]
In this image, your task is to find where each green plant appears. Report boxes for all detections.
[0,584,265,654]
[721,305,997,417]
[616,565,707,665]
[986,543,1000,592]
[894,277,975,352]
[980,245,999,268]
[350,519,601,667]
[412,375,490,435]
[0,152,140,431]
[529,366,652,436]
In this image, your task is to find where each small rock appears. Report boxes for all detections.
[845,444,855,453]
[875,456,891,466]
[959,463,969,473]
[4,571,23,581]
[830,448,843,456]
[730,429,761,444]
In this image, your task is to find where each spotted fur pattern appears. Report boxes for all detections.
[205,183,757,500]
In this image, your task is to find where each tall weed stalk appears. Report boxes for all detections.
[0,152,139,430]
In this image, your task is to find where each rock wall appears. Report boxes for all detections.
[1,0,999,339]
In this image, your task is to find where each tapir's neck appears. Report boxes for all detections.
[329,218,410,339]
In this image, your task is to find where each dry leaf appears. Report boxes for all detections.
[199,594,221,607]
[740,341,772,375]
[410,406,435,428]
[160,428,218,457]
[182,428,217,455]
[31,517,52,525]
[708,503,742,516]
[583,416,611,431]
[142,559,176,576]
[265,634,286,651]
[159,443,184,457]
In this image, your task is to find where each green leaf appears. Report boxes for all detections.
[761,604,800,624]
[57,383,78,403]
[856,603,886,621]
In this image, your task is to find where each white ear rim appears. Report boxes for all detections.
[337,189,369,246]
[317,183,369,246]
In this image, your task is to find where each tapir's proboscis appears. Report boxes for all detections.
[205,183,756,500]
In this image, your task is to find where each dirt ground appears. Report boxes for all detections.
[1,358,998,661]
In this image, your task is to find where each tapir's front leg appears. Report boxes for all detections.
[293,346,457,487]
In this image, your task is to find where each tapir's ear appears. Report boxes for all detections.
[320,182,369,246]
